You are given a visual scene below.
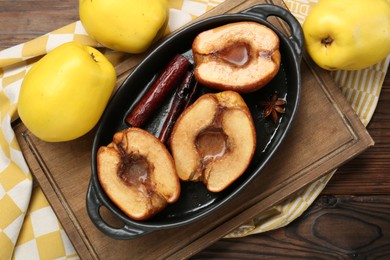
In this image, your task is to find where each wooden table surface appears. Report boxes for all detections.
[2,1,389,258]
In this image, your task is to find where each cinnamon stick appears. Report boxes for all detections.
[159,71,196,145]
[125,54,191,127]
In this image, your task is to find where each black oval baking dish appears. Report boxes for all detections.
[87,4,303,239]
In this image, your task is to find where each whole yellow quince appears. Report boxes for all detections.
[303,0,390,70]
[79,0,168,54]
[18,42,116,142]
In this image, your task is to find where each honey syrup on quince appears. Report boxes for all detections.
[119,153,155,196]
[216,42,250,67]
[196,129,228,163]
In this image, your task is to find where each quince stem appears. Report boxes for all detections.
[321,36,334,47]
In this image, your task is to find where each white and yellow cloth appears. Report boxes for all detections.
[0,0,388,258]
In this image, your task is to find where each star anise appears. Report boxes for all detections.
[258,93,286,123]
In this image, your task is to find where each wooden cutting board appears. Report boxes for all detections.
[13,0,374,259]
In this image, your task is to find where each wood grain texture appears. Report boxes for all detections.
[324,83,390,195]
[0,0,79,49]
[1,0,388,258]
[195,195,390,259]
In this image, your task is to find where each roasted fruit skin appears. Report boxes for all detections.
[97,127,180,221]
[192,21,281,93]
[170,90,257,192]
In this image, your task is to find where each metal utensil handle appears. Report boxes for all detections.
[86,181,147,239]
[243,4,304,59]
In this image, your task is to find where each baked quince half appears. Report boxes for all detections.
[97,127,180,220]
[192,21,281,93]
[170,90,256,192]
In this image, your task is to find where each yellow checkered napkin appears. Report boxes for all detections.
[0,19,98,260]
[0,0,389,258]
[12,187,77,259]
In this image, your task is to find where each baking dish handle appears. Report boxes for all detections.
[86,181,148,239]
[242,4,304,59]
